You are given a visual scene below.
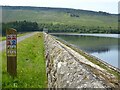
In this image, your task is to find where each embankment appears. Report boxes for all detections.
[44,33,120,88]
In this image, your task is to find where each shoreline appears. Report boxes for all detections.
[50,33,120,38]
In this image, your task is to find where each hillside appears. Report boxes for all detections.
[1,6,118,33]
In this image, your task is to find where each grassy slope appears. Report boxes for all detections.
[2,7,117,29]
[0,36,2,41]
[2,32,47,88]
[1,37,6,41]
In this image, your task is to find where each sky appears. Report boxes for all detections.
[0,0,119,14]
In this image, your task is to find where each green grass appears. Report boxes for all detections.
[0,52,2,89]
[0,36,5,41]
[2,32,47,88]
[1,37,6,41]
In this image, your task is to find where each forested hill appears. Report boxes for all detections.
[1,6,119,33]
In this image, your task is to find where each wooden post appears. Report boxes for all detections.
[6,28,17,76]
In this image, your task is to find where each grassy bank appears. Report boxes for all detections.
[2,32,47,88]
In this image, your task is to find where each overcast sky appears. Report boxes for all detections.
[1,0,119,14]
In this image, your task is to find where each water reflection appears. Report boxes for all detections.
[84,47,110,53]
[54,34,119,68]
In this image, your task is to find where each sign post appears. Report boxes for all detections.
[6,28,17,76]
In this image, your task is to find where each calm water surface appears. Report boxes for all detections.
[52,34,119,68]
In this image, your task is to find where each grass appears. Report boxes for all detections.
[0,52,2,89]
[2,32,47,88]
[1,37,6,41]
[0,36,2,42]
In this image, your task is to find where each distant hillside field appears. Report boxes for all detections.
[1,6,118,33]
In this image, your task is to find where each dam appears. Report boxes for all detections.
[44,33,120,88]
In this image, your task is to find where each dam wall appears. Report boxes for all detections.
[44,33,119,88]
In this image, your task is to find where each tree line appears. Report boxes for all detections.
[2,20,119,35]
[2,21,40,35]
[39,23,119,34]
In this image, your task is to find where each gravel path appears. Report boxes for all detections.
[0,32,36,52]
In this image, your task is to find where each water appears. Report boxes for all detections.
[52,33,119,68]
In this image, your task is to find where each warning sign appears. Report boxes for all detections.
[6,29,17,57]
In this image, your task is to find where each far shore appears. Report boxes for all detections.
[50,33,120,38]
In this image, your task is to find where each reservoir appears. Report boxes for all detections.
[51,33,119,68]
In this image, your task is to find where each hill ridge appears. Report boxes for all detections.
[1,6,117,16]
